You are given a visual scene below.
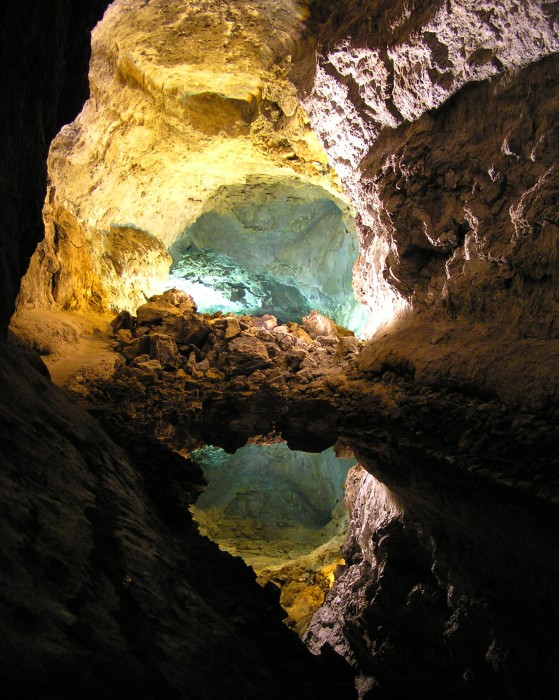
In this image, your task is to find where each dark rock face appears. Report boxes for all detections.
[288,4,559,697]
[0,4,355,698]
[0,0,110,333]
[307,437,559,699]
[78,294,559,698]
[0,339,354,699]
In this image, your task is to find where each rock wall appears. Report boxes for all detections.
[295,0,559,334]
[4,1,559,697]
[0,3,356,697]
[0,0,110,332]
[307,454,559,698]
[288,2,559,695]
[18,0,350,317]
[0,338,353,699]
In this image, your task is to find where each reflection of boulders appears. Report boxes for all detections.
[0,337,355,699]
[72,289,559,699]
[91,288,360,452]
[79,288,559,505]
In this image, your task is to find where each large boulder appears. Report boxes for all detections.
[224,335,272,376]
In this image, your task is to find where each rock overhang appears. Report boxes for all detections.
[22,0,373,333]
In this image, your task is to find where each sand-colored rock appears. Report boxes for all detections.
[19,0,354,319]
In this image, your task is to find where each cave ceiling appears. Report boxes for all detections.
[24,0,369,330]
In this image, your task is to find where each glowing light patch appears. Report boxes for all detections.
[166,276,246,315]
[167,247,369,335]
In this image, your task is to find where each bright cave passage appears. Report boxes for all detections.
[190,443,356,634]
[167,180,368,335]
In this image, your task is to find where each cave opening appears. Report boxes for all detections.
[166,179,368,335]
[190,442,356,634]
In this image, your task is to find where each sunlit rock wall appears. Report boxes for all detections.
[295,0,559,335]
[19,0,355,319]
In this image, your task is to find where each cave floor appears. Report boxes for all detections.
[10,308,119,387]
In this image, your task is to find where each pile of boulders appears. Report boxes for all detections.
[109,289,361,390]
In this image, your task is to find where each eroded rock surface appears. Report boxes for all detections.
[4,1,559,698]
[18,0,352,318]
[295,0,559,334]
[69,288,559,698]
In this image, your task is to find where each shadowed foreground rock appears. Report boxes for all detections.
[75,290,559,699]
[0,337,354,699]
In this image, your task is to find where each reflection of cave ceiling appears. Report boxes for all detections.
[191,444,353,554]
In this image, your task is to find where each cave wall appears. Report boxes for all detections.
[0,0,111,332]
[17,0,348,317]
[0,339,354,699]
[307,455,559,699]
[0,3,356,697]
[3,1,559,698]
[294,0,559,334]
[290,2,559,696]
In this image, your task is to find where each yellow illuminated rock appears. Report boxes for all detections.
[19,0,347,316]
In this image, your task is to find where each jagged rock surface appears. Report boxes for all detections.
[0,338,354,699]
[18,0,350,317]
[0,0,110,331]
[72,288,559,698]
[4,1,559,699]
[294,0,559,333]
[307,460,559,699]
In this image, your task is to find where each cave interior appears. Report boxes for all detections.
[1,1,559,699]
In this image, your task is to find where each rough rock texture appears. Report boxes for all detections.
[0,338,354,699]
[72,288,559,697]
[4,1,559,698]
[0,0,110,331]
[0,3,357,697]
[295,0,559,333]
[168,180,363,329]
[18,0,355,317]
[278,5,559,694]
[307,458,559,699]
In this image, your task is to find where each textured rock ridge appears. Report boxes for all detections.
[307,457,559,699]
[296,0,559,333]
